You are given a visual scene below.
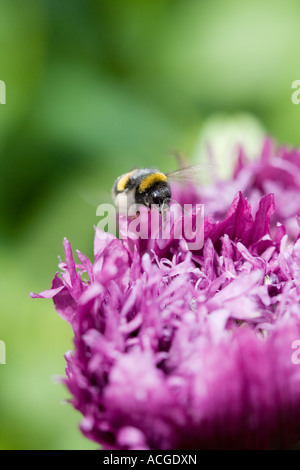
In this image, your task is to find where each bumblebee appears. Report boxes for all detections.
[112,163,213,215]
[112,168,171,214]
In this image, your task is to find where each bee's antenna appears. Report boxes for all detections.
[167,198,191,216]
[166,148,188,170]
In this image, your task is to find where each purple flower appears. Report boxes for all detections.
[31,140,300,450]
[182,138,300,239]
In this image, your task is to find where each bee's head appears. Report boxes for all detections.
[148,182,171,210]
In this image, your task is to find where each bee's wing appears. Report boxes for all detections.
[166,162,215,186]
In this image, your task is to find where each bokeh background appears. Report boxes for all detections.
[1,0,300,450]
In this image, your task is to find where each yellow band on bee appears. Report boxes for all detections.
[117,170,136,192]
[139,172,167,193]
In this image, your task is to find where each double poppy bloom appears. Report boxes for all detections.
[32,139,300,449]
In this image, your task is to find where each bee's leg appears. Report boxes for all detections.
[128,202,141,219]
[130,210,140,220]
[160,201,170,229]
[130,206,150,220]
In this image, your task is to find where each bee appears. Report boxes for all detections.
[112,168,170,214]
[112,164,213,215]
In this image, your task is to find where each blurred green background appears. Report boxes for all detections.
[1,0,300,449]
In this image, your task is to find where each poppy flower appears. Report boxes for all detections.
[31,139,300,449]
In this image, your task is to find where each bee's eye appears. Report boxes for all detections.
[152,192,160,205]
